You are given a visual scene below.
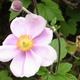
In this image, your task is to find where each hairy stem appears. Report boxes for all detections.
[22,7,31,14]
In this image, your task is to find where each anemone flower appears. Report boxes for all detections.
[0,14,57,77]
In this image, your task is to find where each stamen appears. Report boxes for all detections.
[17,35,34,52]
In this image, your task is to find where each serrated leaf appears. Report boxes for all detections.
[37,1,64,21]
[50,38,67,61]
[60,19,77,36]
[57,63,72,73]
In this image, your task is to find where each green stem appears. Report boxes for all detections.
[22,7,31,14]
[47,25,61,74]
[54,30,61,74]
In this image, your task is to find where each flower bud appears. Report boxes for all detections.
[11,0,22,12]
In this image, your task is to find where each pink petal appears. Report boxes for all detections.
[0,46,19,62]
[34,28,53,45]
[24,50,42,77]
[25,14,47,38]
[10,17,26,37]
[3,34,18,46]
[32,45,57,66]
[10,52,25,77]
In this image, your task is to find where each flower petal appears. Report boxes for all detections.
[0,46,19,62]
[10,52,25,77]
[34,28,53,45]
[3,34,18,46]
[25,14,47,38]
[24,50,42,77]
[10,17,26,37]
[32,45,57,66]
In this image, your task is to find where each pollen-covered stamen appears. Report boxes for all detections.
[17,35,34,52]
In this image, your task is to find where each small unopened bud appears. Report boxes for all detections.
[11,0,22,12]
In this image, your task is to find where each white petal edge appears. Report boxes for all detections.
[10,52,25,77]
[0,46,19,62]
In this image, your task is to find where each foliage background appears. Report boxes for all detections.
[0,0,80,80]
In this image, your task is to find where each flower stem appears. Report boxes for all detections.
[47,25,61,74]
[72,54,80,59]
[54,30,61,74]
[32,0,39,15]
[22,7,31,14]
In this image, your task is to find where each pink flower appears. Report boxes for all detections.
[0,14,57,77]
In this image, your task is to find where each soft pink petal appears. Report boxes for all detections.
[0,46,19,62]
[25,14,47,38]
[32,45,57,66]
[10,52,25,77]
[10,17,26,37]
[10,14,46,38]
[3,34,18,46]
[24,50,42,77]
[34,28,53,45]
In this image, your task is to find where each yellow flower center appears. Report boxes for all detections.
[17,35,34,52]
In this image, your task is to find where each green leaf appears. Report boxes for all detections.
[42,74,49,80]
[0,70,8,78]
[50,38,67,61]
[60,73,77,80]
[48,74,65,80]
[51,17,57,26]
[48,75,56,80]
[9,11,20,21]
[60,19,77,36]
[37,0,64,21]
[48,73,77,80]
[1,77,12,80]
[66,7,80,22]
[41,69,77,80]
[20,0,31,8]
[57,63,72,73]
[0,70,12,80]
[66,42,77,54]
[37,67,48,76]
